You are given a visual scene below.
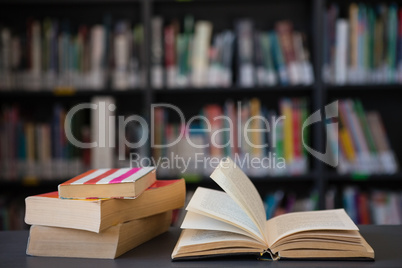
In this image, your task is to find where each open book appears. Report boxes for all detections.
[172,158,374,260]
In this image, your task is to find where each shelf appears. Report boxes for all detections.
[327,172,402,182]
[159,173,316,183]
[0,179,64,188]
[153,0,307,3]
[0,0,141,4]
[326,84,402,91]
[0,89,145,98]
[153,85,313,94]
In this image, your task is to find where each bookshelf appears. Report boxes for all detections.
[0,0,401,229]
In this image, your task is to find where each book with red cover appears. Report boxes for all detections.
[58,167,156,199]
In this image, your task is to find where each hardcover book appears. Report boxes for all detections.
[172,158,374,261]
[58,167,156,199]
[26,179,185,232]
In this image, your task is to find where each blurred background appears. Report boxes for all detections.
[0,0,401,230]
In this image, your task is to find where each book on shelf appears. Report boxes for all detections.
[153,97,308,177]
[191,21,213,87]
[148,16,313,89]
[25,179,185,232]
[326,186,402,225]
[0,194,25,230]
[172,157,374,260]
[90,96,115,169]
[151,16,164,89]
[0,104,89,181]
[236,19,255,87]
[27,211,172,259]
[58,167,156,199]
[328,99,398,175]
[264,189,318,220]
[324,3,402,84]
[0,17,144,91]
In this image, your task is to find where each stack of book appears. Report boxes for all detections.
[327,99,398,174]
[323,3,402,84]
[0,17,144,90]
[153,97,309,177]
[151,16,314,88]
[24,167,186,259]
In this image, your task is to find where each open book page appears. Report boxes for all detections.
[186,187,265,242]
[266,209,359,246]
[275,230,362,244]
[181,211,266,244]
[172,229,265,258]
[210,158,267,239]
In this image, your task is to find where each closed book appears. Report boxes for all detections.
[276,21,298,84]
[280,99,294,165]
[90,96,115,169]
[164,24,177,88]
[236,19,255,87]
[151,17,164,88]
[191,21,212,87]
[26,179,185,232]
[27,211,172,259]
[58,167,156,199]
[335,19,348,84]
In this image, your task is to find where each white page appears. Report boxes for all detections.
[186,187,264,241]
[175,229,263,248]
[210,158,267,238]
[181,211,265,244]
[266,209,359,246]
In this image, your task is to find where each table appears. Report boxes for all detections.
[1,225,401,267]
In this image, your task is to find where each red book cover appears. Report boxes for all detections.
[203,105,223,157]
[358,192,371,224]
[292,99,301,159]
[59,167,155,187]
[275,21,296,64]
[164,25,176,68]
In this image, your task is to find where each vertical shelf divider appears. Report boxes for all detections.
[313,0,326,209]
[142,0,154,159]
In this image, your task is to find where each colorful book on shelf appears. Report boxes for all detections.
[236,19,255,87]
[172,157,374,260]
[151,16,164,89]
[276,21,299,85]
[191,20,212,87]
[328,99,399,175]
[26,179,185,233]
[280,98,294,166]
[27,211,172,259]
[324,2,402,84]
[366,111,399,173]
[164,23,177,88]
[58,167,156,199]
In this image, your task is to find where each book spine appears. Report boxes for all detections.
[280,99,294,167]
[191,21,212,87]
[236,19,255,87]
[151,17,164,89]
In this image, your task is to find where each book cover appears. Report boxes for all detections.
[58,166,156,199]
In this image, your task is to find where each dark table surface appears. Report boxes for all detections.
[1,225,401,267]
